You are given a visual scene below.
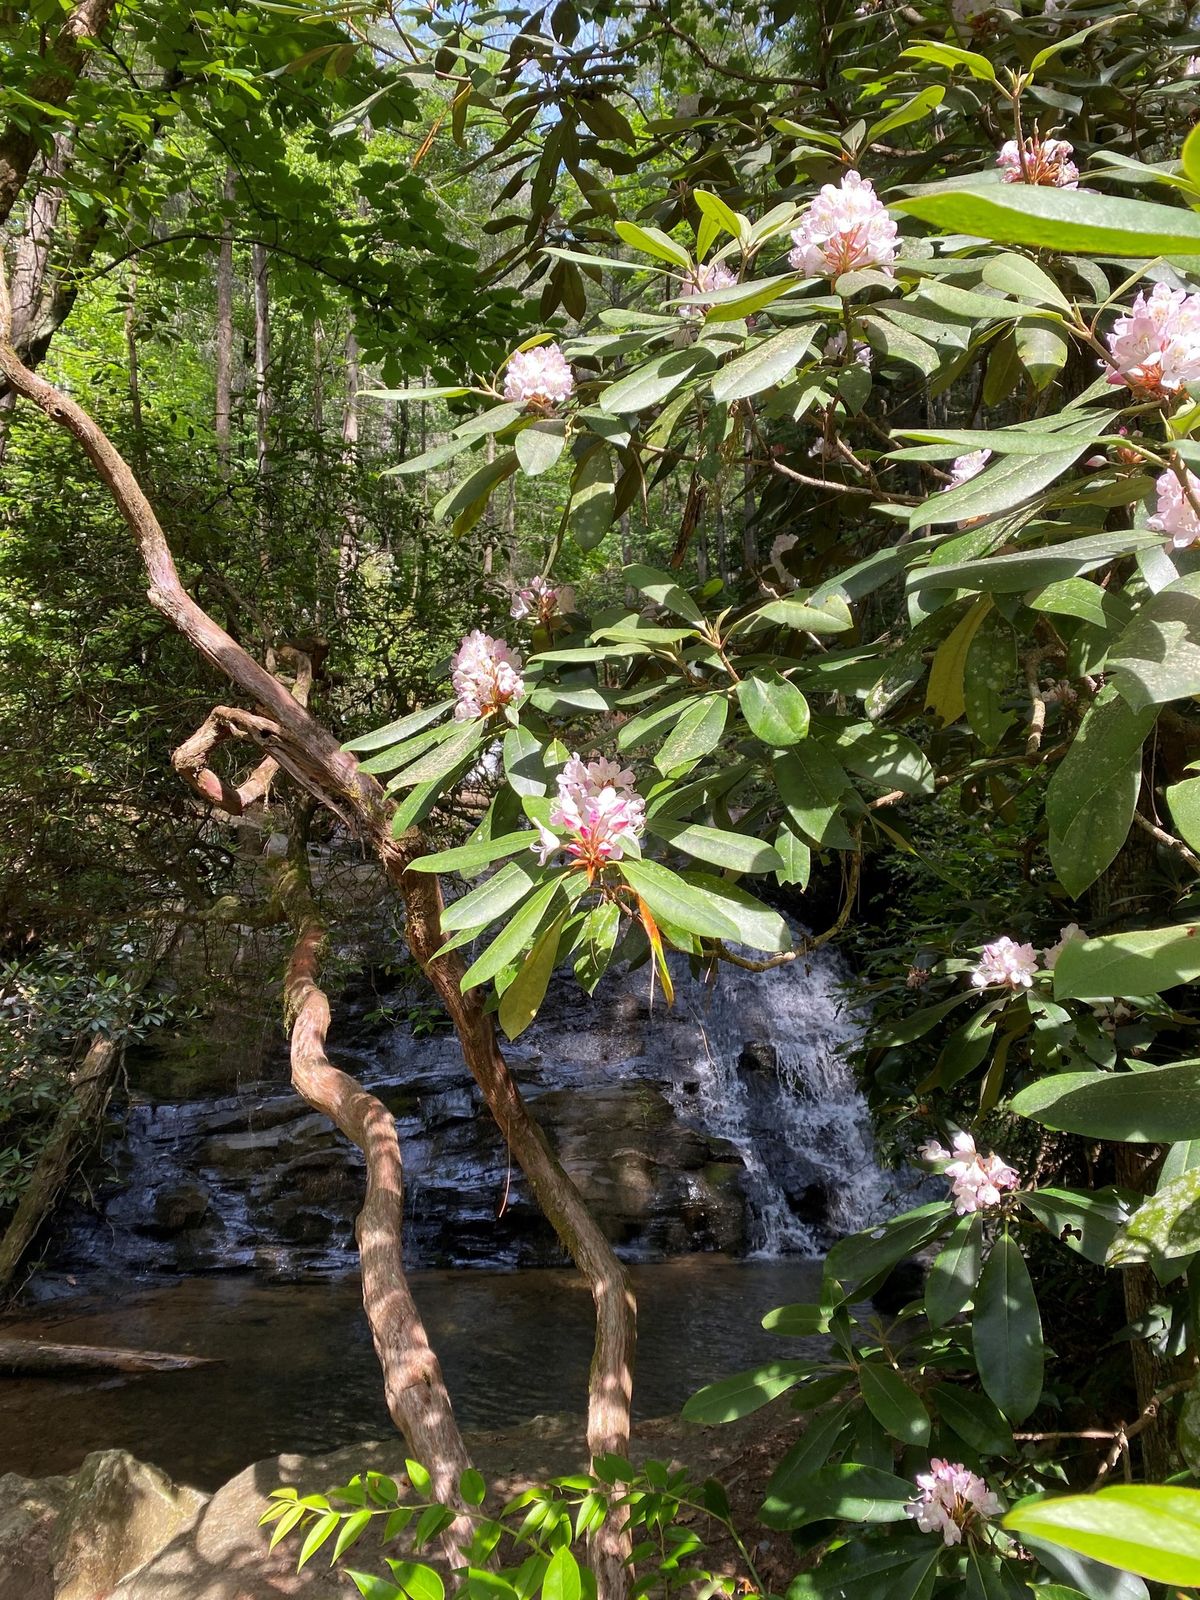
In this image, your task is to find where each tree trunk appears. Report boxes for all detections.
[0,293,636,1598]
[252,241,270,482]
[124,262,142,439]
[338,329,362,608]
[0,134,71,460]
[0,1339,214,1374]
[215,167,236,475]
[0,1036,119,1298]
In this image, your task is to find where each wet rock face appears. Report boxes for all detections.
[49,947,880,1278]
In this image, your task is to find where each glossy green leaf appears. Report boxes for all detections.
[1052,923,1200,1000]
[1107,1167,1200,1264]
[409,832,535,875]
[974,1231,1043,1422]
[1046,686,1155,899]
[1005,1487,1200,1585]
[896,185,1200,258]
[682,1359,823,1422]
[1021,1188,1131,1266]
[925,1212,983,1327]
[569,444,616,551]
[859,1360,930,1446]
[1166,776,1200,854]
[932,1384,1013,1456]
[762,1463,914,1529]
[1109,573,1200,710]
[1010,1062,1200,1142]
[499,911,566,1040]
[711,325,818,404]
[737,671,810,746]
[515,419,566,477]
[646,818,783,873]
[759,1403,854,1527]
[440,861,540,935]
[343,700,456,754]
[461,879,563,990]
[541,1545,582,1600]
[655,693,728,772]
[617,857,741,941]
[824,1203,952,1298]
[681,871,791,953]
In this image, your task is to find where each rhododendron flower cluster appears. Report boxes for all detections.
[971,935,1038,989]
[503,343,575,408]
[511,575,576,623]
[824,330,872,367]
[1147,467,1200,549]
[997,136,1079,188]
[1105,283,1200,399]
[921,1133,1020,1215]
[450,631,524,721]
[945,449,991,491]
[536,755,646,871]
[1044,922,1087,969]
[677,261,737,319]
[787,171,898,278]
[906,1460,1002,1545]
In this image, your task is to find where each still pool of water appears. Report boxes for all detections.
[0,1258,826,1489]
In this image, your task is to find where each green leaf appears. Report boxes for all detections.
[600,346,715,415]
[710,326,818,404]
[1107,1168,1200,1264]
[737,672,810,747]
[461,879,563,990]
[981,253,1071,312]
[297,1511,340,1570]
[614,220,691,268]
[618,857,741,941]
[681,871,791,953]
[332,1509,373,1560]
[774,826,811,889]
[899,41,997,80]
[542,1546,582,1600]
[1010,1062,1200,1142]
[1166,776,1200,854]
[440,861,539,935]
[859,1361,930,1446]
[515,419,566,477]
[1046,687,1155,900]
[574,901,621,993]
[409,832,535,875]
[569,445,616,552]
[925,1212,983,1327]
[1004,1487,1200,1586]
[344,700,456,754]
[824,1203,952,1298]
[348,1577,403,1600]
[1021,1188,1131,1266]
[434,452,517,523]
[932,1384,1013,1456]
[387,1562,446,1600]
[746,594,854,634]
[1053,923,1200,1001]
[909,531,1158,593]
[646,818,783,873]
[763,1464,915,1529]
[974,1231,1043,1422]
[682,1359,822,1423]
[760,1403,854,1527]
[389,720,484,789]
[625,563,704,622]
[502,725,550,798]
[775,743,854,849]
[1109,573,1200,710]
[785,1538,940,1600]
[655,693,728,772]
[499,911,566,1040]
[460,1468,487,1507]
[895,185,1200,258]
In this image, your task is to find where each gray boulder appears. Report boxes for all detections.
[0,1470,72,1600]
[52,1449,208,1600]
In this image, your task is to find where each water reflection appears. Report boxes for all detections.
[0,1258,826,1489]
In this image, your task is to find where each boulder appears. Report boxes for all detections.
[51,1449,208,1600]
[0,1470,72,1600]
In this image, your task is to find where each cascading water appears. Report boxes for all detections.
[44,936,898,1283]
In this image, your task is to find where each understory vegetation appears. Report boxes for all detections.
[7,0,1200,1596]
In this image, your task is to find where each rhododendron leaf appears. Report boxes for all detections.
[1004,1487,1200,1586]
[1021,1188,1130,1266]
[861,314,940,376]
[835,725,934,794]
[1016,316,1070,391]
[1025,577,1132,631]
[654,693,728,772]
[895,185,1200,257]
[681,1359,824,1423]
[899,42,996,80]
[408,832,535,875]
[981,254,1072,312]
[700,272,804,322]
[1030,18,1122,72]
[1109,574,1200,709]
[625,564,704,623]
[736,671,810,747]
[785,1538,939,1600]
[1055,918,1200,999]
[1046,687,1156,898]
[391,779,442,837]
[680,872,790,953]
[388,721,484,789]
[499,910,566,1040]
[859,1360,930,1446]
[502,725,549,797]
[461,880,564,990]
[613,220,691,268]
[434,452,517,522]
[824,1203,952,1299]
[646,819,782,874]
[617,858,741,942]
[864,84,944,148]
[1010,1063,1200,1142]
[932,1384,1013,1457]
[514,419,566,477]
[453,402,526,441]
[926,598,992,727]
[694,188,747,244]
[372,723,465,781]
[773,826,811,889]
[383,437,475,476]
[439,861,540,935]
[774,743,855,849]
[573,902,621,994]
[740,594,854,634]
[907,445,1085,532]
[710,326,818,404]
[364,385,476,401]
[757,1464,915,1529]
[1166,777,1200,854]
[964,609,1018,750]
[1021,1540,1149,1600]
[974,1232,1043,1422]
[599,346,716,415]
[344,699,456,754]
[1106,1168,1200,1264]
[759,1403,854,1528]
[925,1212,983,1327]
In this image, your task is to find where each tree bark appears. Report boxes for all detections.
[0,269,636,1598]
[124,262,143,439]
[0,0,116,227]
[0,1339,214,1374]
[0,1036,119,1298]
[252,240,270,481]
[215,168,237,475]
[277,853,475,1562]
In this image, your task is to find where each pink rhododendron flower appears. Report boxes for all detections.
[1147,468,1200,549]
[906,1460,1002,1545]
[787,171,898,279]
[997,136,1079,188]
[450,630,524,721]
[972,935,1038,989]
[678,261,738,319]
[824,330,872,367]
[535,754,646,873]
[1105,283,1200,400]
[503,343,575,408]
[922,1133,1019,1215]
[1043,922,1087,969]
[944,449,991,491]
[511,574,576,624]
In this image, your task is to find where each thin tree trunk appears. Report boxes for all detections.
[0,281,636,1599]
[0,1036,119,1298]
[252,240,270,481]
[312,319,325,438]
[215,167,236,476]
[124,262,142,438]
[0,134,71,460]
[338,329,362,608]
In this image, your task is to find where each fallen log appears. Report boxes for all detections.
[0,1338,216,1374]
